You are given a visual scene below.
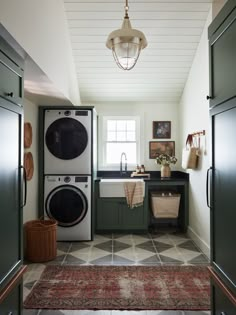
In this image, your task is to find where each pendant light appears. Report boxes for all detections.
[106,0,148,71]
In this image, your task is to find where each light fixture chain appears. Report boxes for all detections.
[124,0,129,18]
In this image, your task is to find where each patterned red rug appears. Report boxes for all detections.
[24,265,210,310]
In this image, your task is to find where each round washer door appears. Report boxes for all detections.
[45,185,88,227]
[45,117,88,160]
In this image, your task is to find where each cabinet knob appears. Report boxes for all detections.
[8,312,13,315]
[221,312,227,315]
[6,92,14,97]
[206,95,212,100]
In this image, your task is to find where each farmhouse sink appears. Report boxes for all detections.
[99,178,145,198]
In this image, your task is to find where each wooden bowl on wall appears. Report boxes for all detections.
[24,152,34,180]
[24,122,32,148]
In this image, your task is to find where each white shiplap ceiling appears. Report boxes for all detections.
[63,0,212,104]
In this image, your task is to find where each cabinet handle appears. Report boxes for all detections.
[221,312,227,315]
[206,167,212,208]
[8,312,13,315]
[6,92,14,98]
[206,95,212,100]
[20,165,27,207]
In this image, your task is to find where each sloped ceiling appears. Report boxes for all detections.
[63,0,212,104]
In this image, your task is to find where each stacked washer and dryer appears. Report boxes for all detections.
[41,107,96,241]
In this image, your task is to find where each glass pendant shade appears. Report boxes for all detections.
[106,10,147,70]
[112,36,141,70]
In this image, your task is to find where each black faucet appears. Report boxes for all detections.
[120,152,127,176]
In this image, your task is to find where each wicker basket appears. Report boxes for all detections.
[151,192,181,218]
[24,219,57,262]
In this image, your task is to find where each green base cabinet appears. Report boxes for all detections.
[96,198,120,230]
[145,180,189,233]
[96,198,148,232]
[95,178,189,233]
[120,201,147,230]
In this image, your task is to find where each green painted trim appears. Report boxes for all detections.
[208,3,236,109]
[208,0,236,38]
[0,36,24,69]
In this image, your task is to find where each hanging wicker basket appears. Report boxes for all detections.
[24,218,57,262]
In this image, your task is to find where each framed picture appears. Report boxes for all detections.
[149,141,175,159]
[153,121,171,139]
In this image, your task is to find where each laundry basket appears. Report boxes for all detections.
[151,192,181,219]
[24,218,57,262]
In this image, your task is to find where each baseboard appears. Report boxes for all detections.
[187,226,210,259]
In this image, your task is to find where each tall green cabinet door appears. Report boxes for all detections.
[211,102,236,291]
[0,100,23,290]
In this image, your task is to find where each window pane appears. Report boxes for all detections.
[117,131,126,141]
[117,120,126,131]
[127,120,135,131]
[106,143,137,164]
[127,131,135,141]
[107,120,116,131]
[107,131,116,141]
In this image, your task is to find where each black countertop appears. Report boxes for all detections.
[95,170,189,182]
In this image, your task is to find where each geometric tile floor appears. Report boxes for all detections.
[23,231,210,315]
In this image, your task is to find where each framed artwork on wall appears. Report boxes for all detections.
[149,141,175,159]
[153,121,171,139]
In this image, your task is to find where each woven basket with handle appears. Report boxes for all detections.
[24,218,57,262]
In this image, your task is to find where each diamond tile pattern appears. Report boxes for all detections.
[23,232,209,315]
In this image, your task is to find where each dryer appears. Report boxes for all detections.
[44,109,91,174]
[44,175,91,241]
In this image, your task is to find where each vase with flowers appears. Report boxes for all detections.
[155,154,177,178]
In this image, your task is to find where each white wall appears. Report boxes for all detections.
[23,99,38,223]
[0,0,80,105]
[178,10,213,257]
[95,102,180,172]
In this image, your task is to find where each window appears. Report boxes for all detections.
[100,116,140,169]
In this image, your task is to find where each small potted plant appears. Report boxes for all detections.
[155,154,177,177]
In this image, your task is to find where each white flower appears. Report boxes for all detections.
[155,154,177,166]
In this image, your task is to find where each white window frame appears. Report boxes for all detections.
[99,116,140,170]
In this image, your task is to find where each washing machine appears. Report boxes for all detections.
[44,175,91,241]
[44,109,91,174]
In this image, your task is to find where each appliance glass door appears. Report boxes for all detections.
[46,185,88,227]
[45,118,88,160]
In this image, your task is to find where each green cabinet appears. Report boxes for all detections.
[0,38,24,107]
[0,282,22,315]
[95,178,189,232]
[145,180,189,232]
[120,201,146,229]
[0,35,25,313]
[0,104,23,287]
[208,1,236,312]
[96,197,147,232]
[211,105,236,288]
[97,198,120,230]
[208,0,236,108]
[212,280,236,315]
